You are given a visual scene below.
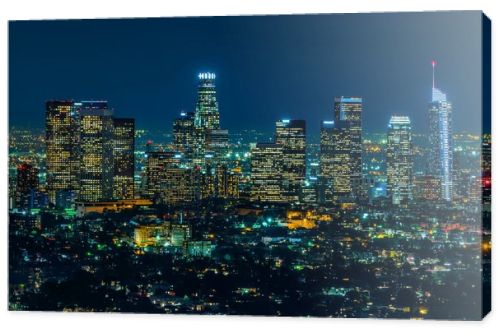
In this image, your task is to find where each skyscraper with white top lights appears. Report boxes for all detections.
[194,72,220,130]
[192,72,228,164]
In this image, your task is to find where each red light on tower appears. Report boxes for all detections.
[483,176,491,188]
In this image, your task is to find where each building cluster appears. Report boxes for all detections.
[250,65,456,207]
[13,101,135,211]
[11,63,463,214]
[145,73,239,205]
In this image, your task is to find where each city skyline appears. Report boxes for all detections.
[8,12,490,319]
[9,11,485,134]
[11,66,469,209]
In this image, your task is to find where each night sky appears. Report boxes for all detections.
[9,11,485,135]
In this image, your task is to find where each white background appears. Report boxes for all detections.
[0,1,497,333]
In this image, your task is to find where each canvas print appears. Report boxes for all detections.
[8,11,491,319]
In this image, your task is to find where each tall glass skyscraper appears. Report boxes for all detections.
[333,96,363,202]
[194,72,220,130]
[78,101,114,202]
[15,163,39,210]
[386,116,413,206]
[192,72,228,164]
[250,143,285,203]
[45,100,80,203]
[113,118,135,200]
[331,119,353,202]
[428,62,453,201]
[275,119,306,202]
[173,111,196,156]
[319,120,335,203]
[145,151,180,203]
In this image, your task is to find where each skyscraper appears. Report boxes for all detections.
[428,61,453,201]
[164,166,203,205]
[453,149,481,205]
[331,119,353,202]
[202,164,239,199]
[215,165,239,199]
[45,100,80,203]
[194,72,220,130]
[15,163,39,210]
[275,119,306,202]
[78,101,114,202]
[113,118,135,200]
[333,97,363,202]
[250,143,284,203]
[145,151,179,203]
[386,116,413,206]
[191,72,228,164]
[205,128,229,159]
[173,111,196,155]
[319,120,335,203]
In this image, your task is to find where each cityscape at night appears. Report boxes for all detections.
[8,12,490,319]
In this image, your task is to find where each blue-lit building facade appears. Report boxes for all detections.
[428,74,454,202]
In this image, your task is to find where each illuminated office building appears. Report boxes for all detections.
[203,164,239,199]
[78,101,114,202]
[413,175,441,202]
[187,240,214,258]
[201,164,216,199]
[428,61,453,201]
[170,223,192,247]
[164,167,202,205]
[113,118,135,200]
[145,151,179,202]
[333,96,363,201]
[331,120,353,202]
[452,148,481,205]
[45,100,80,203]
[275,119,306,202]
[191,73,225,164]
[194,72,220,130]
[319,120,335,203]
[217,165,239,199]
[173,111,196,155]
[386,116,413,205]
[134,223,170,247]
[145,152,201,205]
[15,163,39,209]
[250,143,284,203]
[363,141,386,204]
[205,128,229,159]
